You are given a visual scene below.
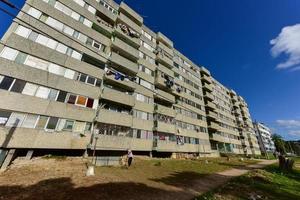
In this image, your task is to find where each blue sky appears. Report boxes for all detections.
[0,0,299,140]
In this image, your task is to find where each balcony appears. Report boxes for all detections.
[177,143,202,153]
[203,92,214,101]
[95,3,117,22]
[153,140,177,152]
[0,127,90,149]
[92,20,113,38]
[202,83,213,92]
[101,87,135,107]
[208,122,220,131]
[200,67,211,76]
[154,121,176,134]
[157,63,174,78]
[157,32,173,48]
[156,52,173,68]
[96,109,133,127]
[210,134,229,143]
[207,111,218,120]
[230,138,242,145]
[117,12,142,33]
[104,73,136,91]
[206,101,216,110]
[154,104,176,117]
[233,101,239,108]
[93,134,152,151]
[114,25,140,48]
[110,52,138,74]
[231,95,238,102]
[201,74,212,84]
[154,88,175,103]
[119,2,143,25]
[157,42,173,57]
[154,76,174,91]
[232,148,243,154]
[111,37,139,60]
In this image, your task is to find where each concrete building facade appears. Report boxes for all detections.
[0,0,260,166]
[253,122,276,154]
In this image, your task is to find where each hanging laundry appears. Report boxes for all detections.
[119,23,129,34]
[176,87,182,93]
[114,72,122,80]
[106,70,115,76]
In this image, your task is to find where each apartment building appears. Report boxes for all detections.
[253,122,276,154]
[0,0,260,166]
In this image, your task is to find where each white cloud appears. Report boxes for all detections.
[270,24,300,70]
[276,119,300,128]
[288,130,300,136]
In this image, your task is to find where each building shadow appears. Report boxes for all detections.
[0,177,192,200]
[149,171,235,195]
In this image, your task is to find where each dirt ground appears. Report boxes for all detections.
[0,157,273,200]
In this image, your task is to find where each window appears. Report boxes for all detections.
[15,25,31,38]
[71,50,82,60]
[86,98,94,108]
[56,91,67,102]
[56,44,68,54]
[64,69,75,79]
[83,19,92,27]
[6,112,26,127]
[0,110,11,126]
[10,79,26,93]
[139,79,153,90]
[78,33,87,43]
[27,7,42,18]
[46,38,58,49]
[46,17,64,31]
[63,120,74,131]
[134,110,152,120]
[36,116,48,129]
[36,34,48,46]
[21,114,39,128]
[48,63,65,76]
[0,76,14,90]
[35,86,50,99]
[24,56,48,70]
[76,96,87,106]
[85,122,92,131]
[46,117,59,130]
[67,94,77,104]
[79,74,87,82]
[22,83,38,96]
[86,76,96,85]
[73,121,85,133]
[48,89,59,100]
[15,52,27,64]
[28,31,38,41]
[0,47,18,60]
[87,6,96,14]
[74,0,85,7]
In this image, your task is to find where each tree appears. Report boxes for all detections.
[272,134,286,154]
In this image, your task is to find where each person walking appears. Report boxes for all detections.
[127,149,133,168]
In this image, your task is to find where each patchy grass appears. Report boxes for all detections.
[197,158,300,200]
[0,156,260,200]
[95,157,257,184]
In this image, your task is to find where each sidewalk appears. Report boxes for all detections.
[185,159,277,198]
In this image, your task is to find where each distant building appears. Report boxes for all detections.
[253,122,276,153]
